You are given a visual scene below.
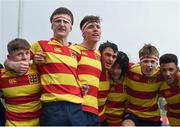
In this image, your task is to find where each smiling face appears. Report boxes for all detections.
[160,62,179,85]
[51,14,72,40]
[101,47,117,70]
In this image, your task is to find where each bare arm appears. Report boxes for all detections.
[4,59,29,75]
[33,52,46,65]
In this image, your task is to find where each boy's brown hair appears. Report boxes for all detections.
[50,7,74,25]
[7,38,30,54]
[80,15,101,30]
[139,44,159,58]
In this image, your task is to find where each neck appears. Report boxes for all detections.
[81,40,97,50]
[54,36,69,46]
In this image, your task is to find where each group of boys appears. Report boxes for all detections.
[0,6,180,126]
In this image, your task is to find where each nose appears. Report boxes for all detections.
[166,71,171,76]
[59,20,65,26]
[21,53,28,60]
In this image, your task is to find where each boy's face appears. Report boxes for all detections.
[140,55,158,77]
[101,47,117,70]
[160,62,178,85]
[110,63,122,81]
[51,14,72,40]
[82,22,101,44]
[8,49,31,62]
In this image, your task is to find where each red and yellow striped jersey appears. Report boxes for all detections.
[125,64,162,121]
[159,75,180,125]
[105,77,127,126]
[75,44,101,115]
[98,71,110,122]
[0,64,41,126]
[31,39,82,103]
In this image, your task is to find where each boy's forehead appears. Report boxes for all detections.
[140,55,159,61]
[52,14,71,22]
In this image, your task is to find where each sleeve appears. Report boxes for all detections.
[31,41,43,55]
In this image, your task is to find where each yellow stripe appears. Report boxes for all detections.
[46,52,78,68]
[78,57,101,70]
[128,95,158,107]
[6,101,41,113]
[3,84,40,98]
[108,93,127,101]
[69,44,81,54]
[79,74,99,87]
[126,78,161,92]
[31,41,43,54]
[41,93,82,103]
[98,98,107,106]
[128,108,160,118]
[99,81,110,91]
[99,106,105,116]
[6,118,39,126]
[82,95,97,108]
[168,117,180,126]
[105,107,124,115]
[41,73,79,86]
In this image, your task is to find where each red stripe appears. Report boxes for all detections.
[78,65,101,78]
[127,111,160,121]
[38,40,71,56]
[86,85,98,97]
[0,75,29,88]
[167,102,180,109]
[38,63,77,75]
[128,102,158,112]
[126,86,157,99]
[6,109,41,121]
[82,105,98,115]
[160,88,180,98]
[106,101,126,108]
[106,114,123,120]
[5,93,41,105]
[100,114,107,123]
[167,112,180,119]
[127,71,162,83]
[100,71,108,81]
[81,50,100,60]
[42,84,82,97]
[98,90,109,98]
[98,105,105,113]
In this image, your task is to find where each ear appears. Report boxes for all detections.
[70,25,72,32]
[51,24,53,29]
[7,54,11,60]
[177,67,179,71]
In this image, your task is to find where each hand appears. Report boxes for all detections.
[5,60,29,75]
[121,119,135,126]
[34,52,46,64]
[81,85,90,96]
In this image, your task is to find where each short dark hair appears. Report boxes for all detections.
[139,44,159,58]
[7,38,30,54]
[114,51,129,78]
[98,40,118,54]
[80,15,100,30]
[50,7,74,25]
[159,53,178,66]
